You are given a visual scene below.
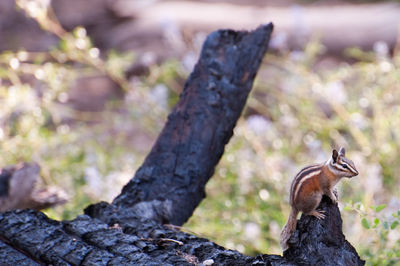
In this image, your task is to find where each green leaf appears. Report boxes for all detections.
[59,39,67,52]
[362,218,370,229]
[375,204,387,213]
[343,205,352,211]
[374,218,380,226]
[391,221,399,230]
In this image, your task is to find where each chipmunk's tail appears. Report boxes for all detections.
[280,208,299,251]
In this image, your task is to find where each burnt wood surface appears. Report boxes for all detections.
[86,23,274,227]
[283,196,365,265]
[0,23,364,265]
[0,199,364,265]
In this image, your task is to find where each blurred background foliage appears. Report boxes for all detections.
[0,1,399,265]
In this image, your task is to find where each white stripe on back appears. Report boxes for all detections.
[293,170,321,202]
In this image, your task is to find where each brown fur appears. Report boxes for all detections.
[320,166,337,190]
[280,207,299,251]
[294,176,322,214]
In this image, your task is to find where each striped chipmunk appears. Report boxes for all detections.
[280,147,358,251]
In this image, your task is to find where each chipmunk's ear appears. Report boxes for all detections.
[339,147,346,156]
[332,149,339,163]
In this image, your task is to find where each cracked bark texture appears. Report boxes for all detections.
[87,23,274,227]
[0,23,364,265]
[0,200,364,265]
[282,196,365,265]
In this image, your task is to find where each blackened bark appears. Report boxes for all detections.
[283,196,365,265]
[0,200,364,265]
[0,209,288,266]
[87,23,274,226]
[0,24,364,265]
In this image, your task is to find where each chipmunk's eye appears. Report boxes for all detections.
[341,163,348,169]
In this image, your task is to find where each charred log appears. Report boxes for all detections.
[0,199,364,265]
[282,196,365,265]
[86,23,274,226]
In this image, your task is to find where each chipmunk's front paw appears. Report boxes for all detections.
[329,189,338,204]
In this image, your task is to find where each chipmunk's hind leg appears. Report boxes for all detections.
[296,191,324,219]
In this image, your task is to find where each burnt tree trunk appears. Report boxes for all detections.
[0,23,364,265]
[86,23,274,227]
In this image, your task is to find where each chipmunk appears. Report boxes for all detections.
[280,147,358,251]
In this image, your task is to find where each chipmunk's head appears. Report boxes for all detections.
[328,147,359,178]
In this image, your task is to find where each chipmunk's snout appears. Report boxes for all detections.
[348,172,358,178]
[347,164,358,177]
[352,168,359,177]
[349,161,359,177]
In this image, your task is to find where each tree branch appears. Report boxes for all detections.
[85,23,274,226]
